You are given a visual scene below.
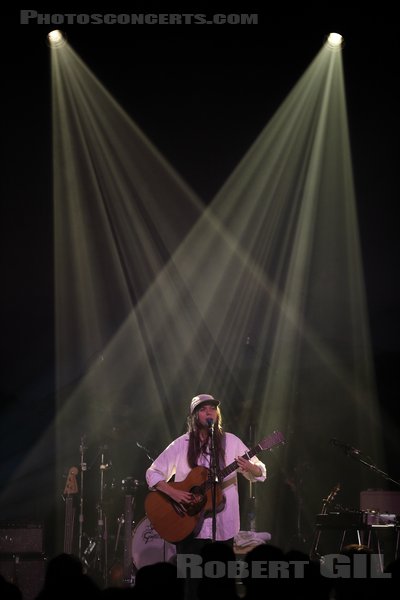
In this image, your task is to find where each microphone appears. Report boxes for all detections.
[136,441,149,452]
[330,438,361,456]
[206,418,214,431]
[136,441,155,462]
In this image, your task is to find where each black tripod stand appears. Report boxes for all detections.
[82,445,111,587]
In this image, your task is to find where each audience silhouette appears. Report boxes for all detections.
[133,561,183,599]
[1,537,398,600]
[197,541,239,600]
[34,552,101,599]
[0,574,23,600]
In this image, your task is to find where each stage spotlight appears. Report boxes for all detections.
[47,30,67,48]
[326,32,344,51]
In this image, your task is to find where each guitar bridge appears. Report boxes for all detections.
[186,486,207,516]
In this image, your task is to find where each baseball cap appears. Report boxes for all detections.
[190,393,220,414]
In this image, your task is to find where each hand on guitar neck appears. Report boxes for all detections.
[236,455,263,478]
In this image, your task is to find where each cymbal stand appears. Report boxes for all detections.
[78,435,87,561]
[94,446,109,585]
[83,445,110,586]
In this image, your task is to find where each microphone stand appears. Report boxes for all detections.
[208,420,219,542]
[351,455,400,487]
[247,423,256,531]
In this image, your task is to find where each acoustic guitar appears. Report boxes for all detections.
[63,466,79,554]
[145,430,284,543]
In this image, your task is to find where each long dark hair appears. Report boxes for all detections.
[186,407,225,469]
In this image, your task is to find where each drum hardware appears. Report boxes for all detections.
[81,534,97,568]
[107,510,132,587]
[121,477,143,494]
[77,434,88,562]
[69,435,132,585]
[131,517,176,570]
[80,444,112,586]
[114,514,125,554]
[107,478,142,587]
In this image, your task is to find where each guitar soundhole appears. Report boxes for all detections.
[186,485,206,516]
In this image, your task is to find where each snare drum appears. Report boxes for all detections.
[132,517,176,569]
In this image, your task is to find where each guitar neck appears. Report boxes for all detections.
[219,444,261,480]
[64,496,75,554]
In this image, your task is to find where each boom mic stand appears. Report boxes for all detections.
[330,438,400,487]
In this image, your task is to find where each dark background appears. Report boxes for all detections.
[1,8,399,560]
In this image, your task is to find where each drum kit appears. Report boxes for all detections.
[70,435,175,588]
[131,516,176,570]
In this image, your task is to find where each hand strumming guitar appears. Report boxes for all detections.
[155,480,195,514]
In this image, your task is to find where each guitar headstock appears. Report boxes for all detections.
[326,482,341,504]
[259,431,285,451]
[63,466,79,495]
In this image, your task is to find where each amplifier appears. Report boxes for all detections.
[360,490,400,514]
[0,523,44,554]
[315,512,368,530]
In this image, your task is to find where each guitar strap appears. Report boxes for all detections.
[221,476,237,490]
[221,435,239,488]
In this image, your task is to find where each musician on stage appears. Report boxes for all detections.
[145,394,267,578]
